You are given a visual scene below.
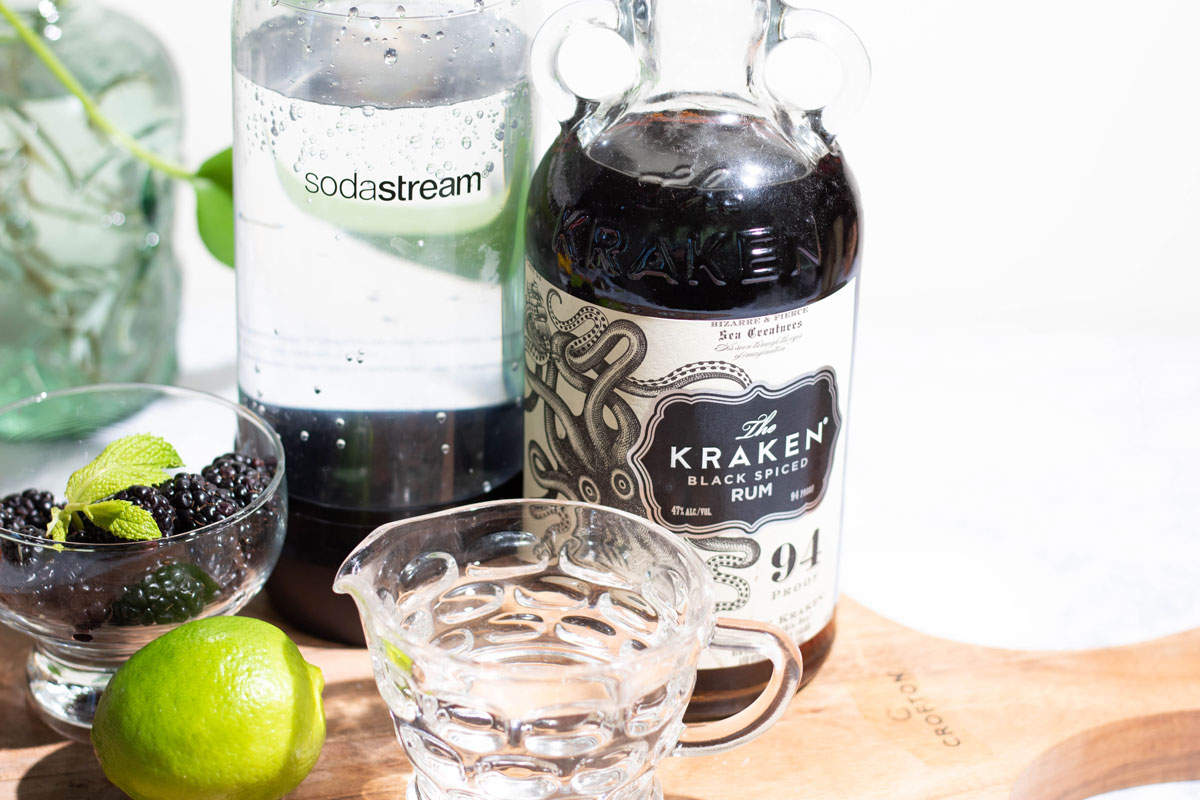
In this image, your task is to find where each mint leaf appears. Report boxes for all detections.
[83,500,162,541]
[384,640,413,674]
[194,147,234,268]
[65,434,183,505]
[46,510,69,543]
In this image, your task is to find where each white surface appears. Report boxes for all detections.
[103,0,1200,796]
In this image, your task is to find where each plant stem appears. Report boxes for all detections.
[0,0,196,182]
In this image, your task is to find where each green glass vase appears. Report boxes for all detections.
[0,0,182,409]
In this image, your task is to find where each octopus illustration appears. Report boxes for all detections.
[692,536,761,612]
[525,284,750,514]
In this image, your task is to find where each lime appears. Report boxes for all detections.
[91,616,326,800]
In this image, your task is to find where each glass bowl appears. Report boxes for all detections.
[0,383,287,739]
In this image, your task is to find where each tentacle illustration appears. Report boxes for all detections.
[692,537,762,613]
[524,279,754,514]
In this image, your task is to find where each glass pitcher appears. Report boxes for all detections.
[523,0,868,720]
[334,499,802,800]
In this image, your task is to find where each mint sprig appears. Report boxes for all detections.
[65,434,183,504]
[46,433,184,543]
[82,500,163,542]
[0,1,235,268]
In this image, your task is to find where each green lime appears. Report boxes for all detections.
[91,616,326,800]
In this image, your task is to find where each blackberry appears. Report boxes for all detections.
[158,473,239,533]
[0,505,19,532]
[208,451,273,475]
[0,523,54,568]
[202,452,275,509]
[1,489,56,529]
[110,563,219,626]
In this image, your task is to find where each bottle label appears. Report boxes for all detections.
[524,267,857,665]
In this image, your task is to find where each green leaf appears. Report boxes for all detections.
[65,433,183,505]
[83,500,162,541]
[194,147,234,268]
[46,510,69,543]
[384,640,413,673]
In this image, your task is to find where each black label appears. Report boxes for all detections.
[630,370,841,534]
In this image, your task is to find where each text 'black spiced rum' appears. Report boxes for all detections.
[525,86,862,717]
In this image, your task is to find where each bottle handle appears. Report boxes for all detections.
[530,0,622,123]
[771,6,871,137]
[673,617,803,757]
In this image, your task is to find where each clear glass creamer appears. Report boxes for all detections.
[524,0,868,719]
[335,500,802,800]
[233,0,535,641]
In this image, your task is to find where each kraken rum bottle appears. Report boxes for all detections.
[524,0,869,717]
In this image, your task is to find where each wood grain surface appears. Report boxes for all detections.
[2,596,1197,799]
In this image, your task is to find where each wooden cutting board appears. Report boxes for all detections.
[2,596,1197,799]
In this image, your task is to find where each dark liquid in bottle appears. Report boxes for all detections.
[526,110,861,717]
[249,399,523,645]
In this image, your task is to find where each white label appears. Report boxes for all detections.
[524,267,857,665]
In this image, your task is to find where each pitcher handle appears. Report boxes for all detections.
[771,5,871,137]
[530,0,622,123]
[674,617,803,756]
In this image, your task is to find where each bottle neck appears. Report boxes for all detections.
[631,0,769,107]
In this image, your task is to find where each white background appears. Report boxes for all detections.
[102,0,1200,796]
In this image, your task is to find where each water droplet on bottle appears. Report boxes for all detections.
[361,104,376,117]
[362,36,371,44]
[369,15,381,28]
[313,386,322,394]
[435,30,445,39]
[273,328,279,335]
[436,411,447,423]
[254,364,262,374]
[395,4,405,15]
[305,44,314,54]
[383,48,398,65]
[417,239,425,247]
[482,481,493,493]
[346,6,358,19]
[315,0,324,7]
[419,32,430,42]
[474,0,485,8]
[336,439,347,450]
[494,129,505,142]
[299,430,310,442]
[461,137,472,149]
[440,443,450,455]
[335,418,345,430]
